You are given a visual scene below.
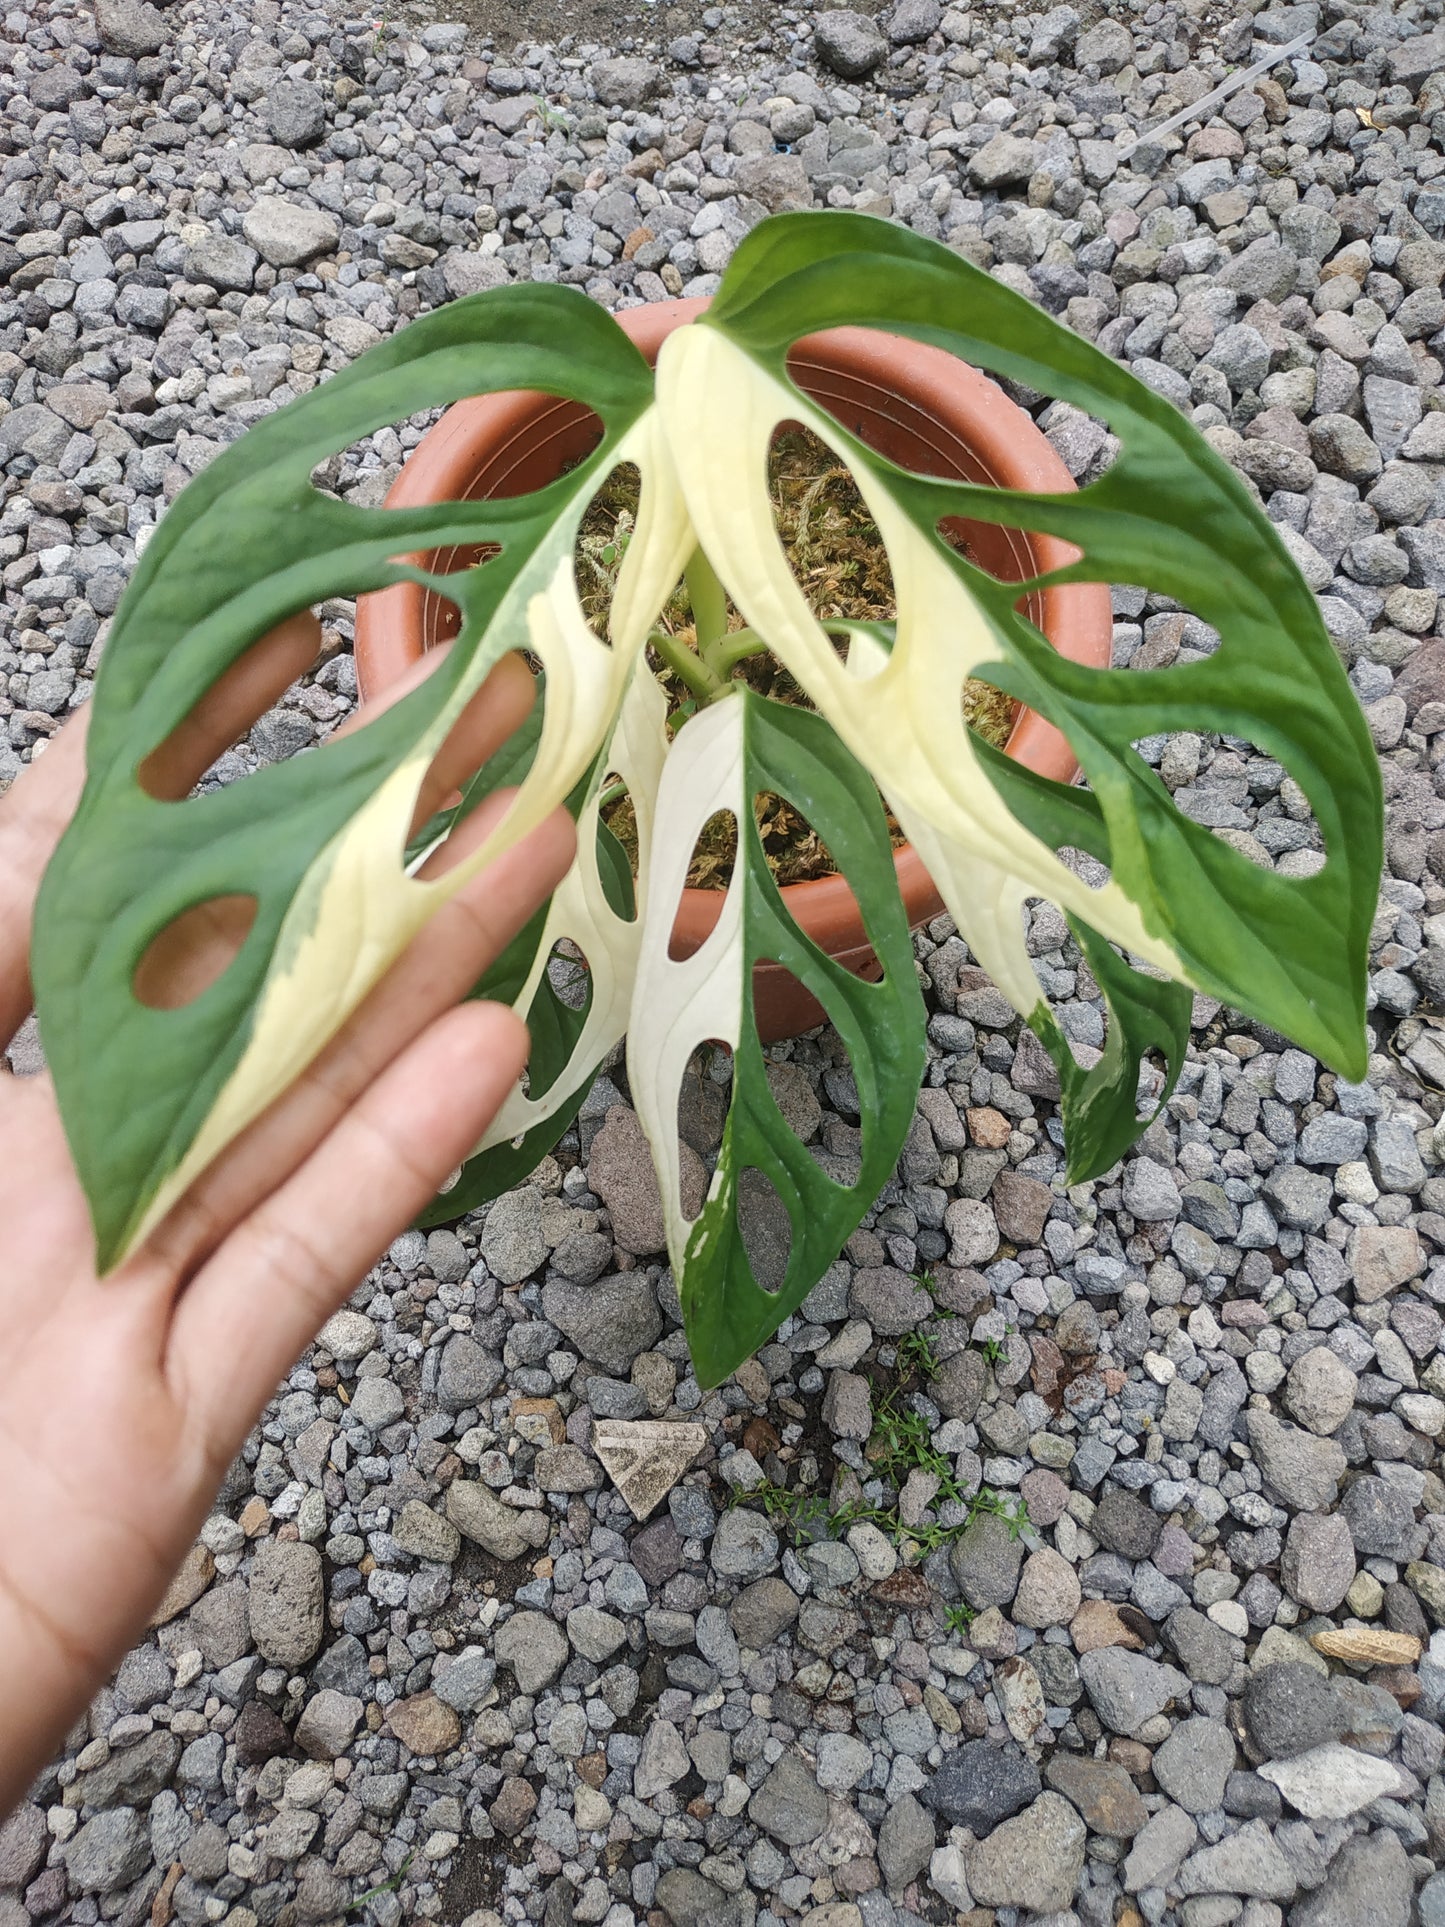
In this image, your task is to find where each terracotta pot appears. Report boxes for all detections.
[355,298,1111,1041]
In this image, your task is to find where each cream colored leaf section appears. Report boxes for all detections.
[125,408,693,1258]
[842,623,1043,1021]
[655,325,1186,983]
[475,655,669,1153]
[626,696,746,1270]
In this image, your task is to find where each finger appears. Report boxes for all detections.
[138,797,575,1282]
[166,998,531,1451]
[0,716,91,1047]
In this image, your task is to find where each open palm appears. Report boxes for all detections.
[0,619,572,1817]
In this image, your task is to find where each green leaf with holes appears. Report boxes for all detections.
[659,210,1380,1185]
[34,287,692,1267]
[626,689,927,1388]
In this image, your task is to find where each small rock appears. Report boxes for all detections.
[711,1507,779,1581]
[1012,1545,1081,1627]
[294,1689,363,1760]
[1044,1756,1148,1837]
[1122,1156,1181,1222]
[1177,1818,1296,1901]
[849,1266,930,1333]
[822,1369,872,1440]
[968,132,1040,192]
[392,1499,460,1564]
[319,1309,377,1362]
[1259,1742,1406,1819]
[0,1807,46,1889]
[446,1482,549,1561]
[1093,1485,1163,1560]
[387,1692,461,1758]
[489,1775,537,1837]
[1280,1511,1355,1612]
[655,1871,748,1927]
[948,1510,1024,1609]
[1288,1827,1411,1927]
[813,9,888,77]
[1283,1347,1357,1435]
[1124,1803,1198,1893]
[1349,1224,1424,1301]
[248,1541,322,1668]
[748,1750,828,1846]
[348,1376,404,1431]
[267,79,326,148]
[542,1272,662,1375]
[150,1544,215,1626]
[1151,1718,1236,1815]
[437,1333,503,1410]
[591,56,663,107]
[566,1605,627,1664]
[495,1610,568,1694]
[877,1791,934,1888]
[635,1718,691,1798]
[481,1185,547,1284]
[991,1170,1053,1245]
[919,1739,1040,1831]
[1246,1411,1346,1510]
[964,1791,1085,1914]
[729,1577,800,1645]
[94,0,168,57]
[932,1347,986,1421]
[432,1647,497,1714]
[1242,1663,1343,1759]
[63,1810,149,1894]
[1078,1648,1188,1736]
[587,1105,704,1256]
[241,199,340,268]
[1341,1475,1418,1560]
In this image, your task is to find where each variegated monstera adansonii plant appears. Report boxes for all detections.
[34,213,1382,1389]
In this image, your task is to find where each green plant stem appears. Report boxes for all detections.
[686,548,731,664]
[708,627,769,673]
[649,628,725,702]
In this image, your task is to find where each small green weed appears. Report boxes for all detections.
[738,1392,1029,1557]
[347,1852,414,1914]
[943,1601,975,1637]
[977,1322,1016,1368]
[534,94,571,134]
[894,1328,940,1380]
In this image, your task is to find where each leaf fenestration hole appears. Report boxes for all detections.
[677,1042,732,1162]
[1058,845,1112,892]
[402,642,535,876]
[132,895,258,1010]
[136,610,335,801]
[768,420,897,639]
[667,809,739,959]
[574,461,642,646]
[737,1165,794,1296]
[521,940,593,1104]
[1023,895,1079,1011]
[596,772,640,925]
[1132,728,1322,876]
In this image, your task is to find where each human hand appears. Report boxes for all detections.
[0,618,573,1818]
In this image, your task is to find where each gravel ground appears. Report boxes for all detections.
[6,1,1445,1925]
